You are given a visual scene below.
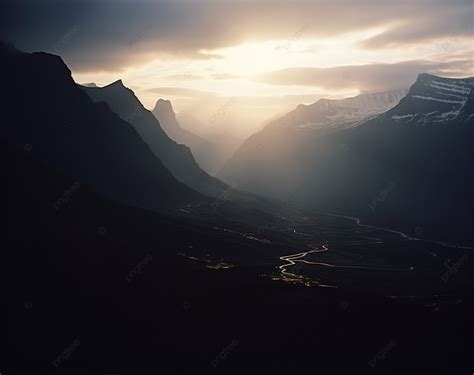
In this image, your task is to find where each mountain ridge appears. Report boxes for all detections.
[376,73,474,126]
[81,83,228,198]
[266,88,409,132]
[219,73,474,241]
[1,44,199,211]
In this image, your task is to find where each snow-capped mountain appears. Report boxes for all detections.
[270,89,408,131]
[383,74,474,125]
[219,74,474,241]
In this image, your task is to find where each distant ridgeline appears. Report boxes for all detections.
[220,75,474,242]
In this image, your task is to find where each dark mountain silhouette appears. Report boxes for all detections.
[81,82,228,197]
[1,43,198,211]
[151,98,219,175]
[220,77,474,241]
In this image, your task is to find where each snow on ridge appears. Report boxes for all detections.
[430,79,472,92]
[313,89,408,113]
[372,77,473,126]
[392,102,468,124]
[428,82,471,95]
[293,89,408,130]
[411,95,465,104]
[439,110,461,119]
[392,114,414,120]
[433,91,466,99]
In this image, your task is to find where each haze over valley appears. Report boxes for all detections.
[3,1,474,373]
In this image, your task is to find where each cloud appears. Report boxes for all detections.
[1,0,472,72]
[359,6,473,49]
[254,57,474,93]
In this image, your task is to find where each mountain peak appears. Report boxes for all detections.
[386,74,474,125]
[82,82,98,88]
[106,79,125,88]
[97,79,141,101]
[275,89,408,131]
[81,78,146,117]
[415,73,474,85]
[153,98,175,114]
[416,73,438,81]
[152,98,183,135]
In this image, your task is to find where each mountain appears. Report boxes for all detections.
[220,76,474,241]
[339,74,474,238]
[151,99,219,175]
[82,82,98,87]
[81,82,228,197]
[1,43,198,211]
[265,88,408,132]
[219,88,408,193]
[4,46,474,373]
[376,73,473,126]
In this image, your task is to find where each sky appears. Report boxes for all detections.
[1,0,473,138]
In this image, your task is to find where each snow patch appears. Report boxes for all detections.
[430,80,472,94]
[392,114,414,120]
[412,95,465,104]
[428,82,471,95]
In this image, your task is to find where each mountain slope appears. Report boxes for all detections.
[82,83,227,197]
[339,74,474,237]
[5,75,474,375]
[219,88,408,196]
[267,89,408,131]
[220,76,474,241]
[151,99,219,175]
[373,73,473,126]
[1,43,197,211]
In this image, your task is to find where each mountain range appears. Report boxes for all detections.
[220,75,474,241]
[4,42,474,374]
[1,44,198,212]
[81,81,227,198]
[4,39,472,242]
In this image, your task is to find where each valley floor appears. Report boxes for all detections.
[5,197,474,374]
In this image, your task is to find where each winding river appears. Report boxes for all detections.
[276,211,473,285]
